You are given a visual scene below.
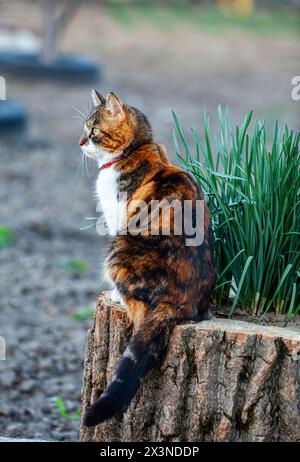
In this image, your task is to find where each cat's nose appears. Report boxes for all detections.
[79,135,88,147]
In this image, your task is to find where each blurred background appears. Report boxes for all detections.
[0,0,299,442]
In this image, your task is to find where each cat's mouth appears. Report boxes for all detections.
[81,140,100,159]
[81,141,113,163]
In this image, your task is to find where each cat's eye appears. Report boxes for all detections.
[92,128,100,136]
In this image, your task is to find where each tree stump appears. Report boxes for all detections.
[80,292,300,442]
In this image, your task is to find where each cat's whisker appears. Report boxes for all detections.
[72,118,85,127]
[77,154,83,178]
[81,102,92,119]
[72,105,87,121]
[84,153,90,178]
[91,155,98,171]
[76,155,82,178]
[77,151,86,179]
[82,154,87,180]
[71,115,85,122]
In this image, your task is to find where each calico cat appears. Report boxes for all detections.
[79,90,216,427]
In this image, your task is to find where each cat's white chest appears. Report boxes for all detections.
[96,168,126,236]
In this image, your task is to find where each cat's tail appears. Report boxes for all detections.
[83,305,179,427]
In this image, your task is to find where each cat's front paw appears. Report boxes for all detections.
[110,288,123,305]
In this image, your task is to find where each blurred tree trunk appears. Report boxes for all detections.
[41,0,81,61]
[80,292,300,442]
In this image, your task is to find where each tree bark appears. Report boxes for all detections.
[80,292,300,442]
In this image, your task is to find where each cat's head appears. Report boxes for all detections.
[79,90,151,163]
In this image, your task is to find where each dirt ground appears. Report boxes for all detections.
[0,1,299,441]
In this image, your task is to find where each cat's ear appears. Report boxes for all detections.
[106,92,124,119]
[91,89,105,107]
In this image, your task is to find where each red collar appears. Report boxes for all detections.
[99,154,126,171]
